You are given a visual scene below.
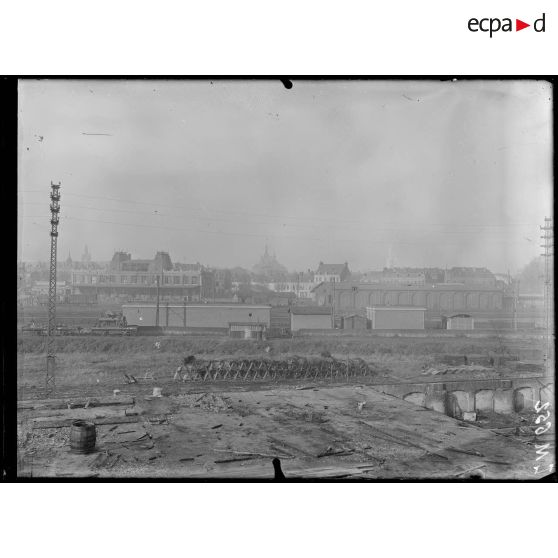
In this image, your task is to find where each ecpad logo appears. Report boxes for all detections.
[468,13,546,37]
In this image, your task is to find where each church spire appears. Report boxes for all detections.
[82,244,91,263]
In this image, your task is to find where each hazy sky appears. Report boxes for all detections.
[18,79,552,273]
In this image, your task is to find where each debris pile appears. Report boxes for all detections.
[421,365,495,376]
[180,356,375,382]
[186,393,232,413]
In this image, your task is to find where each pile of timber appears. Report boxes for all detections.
[18,395,134,411]
[18,396,147,429]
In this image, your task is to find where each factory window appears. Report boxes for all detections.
[121,275,129,284]
[130,275,138,284]
[164,276,170,285]
[173,276,180,285]
[183,276,189,285]
[192,276,199,284]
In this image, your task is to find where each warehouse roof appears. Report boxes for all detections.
[122,304,271,309]
[229,322,267,327]
[367,306,427,311]
[290,306,332,315]
[313,282,503,292]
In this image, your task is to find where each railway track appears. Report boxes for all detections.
[17,357,380,401]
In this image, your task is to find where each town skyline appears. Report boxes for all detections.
[18,242,542,279]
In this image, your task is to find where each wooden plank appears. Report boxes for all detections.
[316,449,355,458]
[32,415,139,429]
[214,448,294,460]
[19,396,134,411]
[214,456,259,464]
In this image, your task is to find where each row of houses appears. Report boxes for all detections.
[68,250,505,302]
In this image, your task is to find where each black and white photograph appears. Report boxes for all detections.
[16,78,554,480]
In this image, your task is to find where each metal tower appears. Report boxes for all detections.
[540,216,554,375]
[45,181,61,397]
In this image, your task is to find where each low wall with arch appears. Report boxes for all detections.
[373,377,554,420]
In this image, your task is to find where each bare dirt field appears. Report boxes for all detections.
[17,332,548,479]
[17,384,538,479]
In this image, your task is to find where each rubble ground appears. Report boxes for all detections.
[17,383,540,479]
[17,331,546,479]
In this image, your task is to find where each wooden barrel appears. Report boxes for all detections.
[70,420,96,454]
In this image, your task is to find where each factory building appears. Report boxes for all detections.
[358,268,446,285]
[290,306,333,331]
[122,303,271,330]
[312,282,504,315]
[445,267,497,287]
[366,307,426,330]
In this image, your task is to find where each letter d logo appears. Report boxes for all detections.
[534,13,546,32]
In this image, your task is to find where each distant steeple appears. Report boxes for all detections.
[66,250,72,263]
[82,244,91,263]
[386,245,393,269]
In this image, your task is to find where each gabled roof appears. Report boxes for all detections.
[343,314,367,320]
[290,306,332,315]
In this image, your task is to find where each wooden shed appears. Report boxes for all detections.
[290,306,333,331]
[341,314,369,330]
[443,314,474,330]
[228,322,267,340]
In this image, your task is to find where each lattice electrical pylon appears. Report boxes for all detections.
[540,216,554,376]
[45,181,61,397]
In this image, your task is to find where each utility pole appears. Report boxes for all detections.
[540,217,553,375]
[160,258,164,303]
[513,279,519,331]
[155,275,160,327]
[45,182,61,397]
[331,279,336,328]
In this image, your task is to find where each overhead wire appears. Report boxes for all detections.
[18,190,538,230]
